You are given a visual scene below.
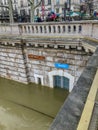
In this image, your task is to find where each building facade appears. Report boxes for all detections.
[93,0,98,11]
[0,0,18,22]
[0,0,86,22]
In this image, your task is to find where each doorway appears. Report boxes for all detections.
[53,75,69,90]
[38,77,42,85]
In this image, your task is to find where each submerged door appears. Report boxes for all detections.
[53,75,69,90]
[38,78,42,85]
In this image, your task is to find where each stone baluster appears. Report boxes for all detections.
[76,25,78,34]
[42,26,44,33]
[51,25,54,34]
[44,44,48,48]
[70,25,72,34]
[54,45,58,49]
[61,25,63,33]
[26,26,28,33]
[29,25,32,34]
[46,26,49,33]
[33,26,36,34]
[44,26,47,33]
[37,26,40,34]
[21,26,25,33]
[55,25,58,34]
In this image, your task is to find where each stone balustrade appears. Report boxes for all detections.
[0,24,20,35]
[19,22,82,36]
[0,20,98,39]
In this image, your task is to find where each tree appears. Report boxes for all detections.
[28,0,42,23]
[8,0,14,23]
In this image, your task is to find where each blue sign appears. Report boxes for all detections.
[55,62,69,69]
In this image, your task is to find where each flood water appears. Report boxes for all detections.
[0,77,69,130]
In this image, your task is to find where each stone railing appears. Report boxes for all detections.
[0,23,20,35]
[0,20,98,39]
[19,22,82,36]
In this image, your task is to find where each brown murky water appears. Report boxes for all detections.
[0,77,69,130]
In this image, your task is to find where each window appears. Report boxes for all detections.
[20,0,23,7]
[48,0,51,5]
[20,9,25,16]
[36,9,39,16]
[29,9,31,15]
[56,8,59,13]
[36,0,38,4]
[56,0,60,5]
[14,0,16,3]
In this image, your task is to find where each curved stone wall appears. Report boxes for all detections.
[49,47,98,130]
[0,39,90,92]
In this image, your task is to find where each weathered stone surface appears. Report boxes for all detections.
[0,46,28,83]
[49,48,98,130]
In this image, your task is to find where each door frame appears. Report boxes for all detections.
[48,70,74,92]
[34,74,44,85]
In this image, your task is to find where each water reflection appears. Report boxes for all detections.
[0,77,69,130]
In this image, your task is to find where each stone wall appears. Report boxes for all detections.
[0,42,91,92]
[25,46,90,91]
[49,47,98,130]
[0,45,28,83]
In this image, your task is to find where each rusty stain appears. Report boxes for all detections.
[28,54,45,60]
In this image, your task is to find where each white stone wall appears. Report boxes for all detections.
[26,47,90,91]
[0,46,28,83]
[0,44,91,91]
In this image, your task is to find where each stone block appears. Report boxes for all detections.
[46,56,53,62]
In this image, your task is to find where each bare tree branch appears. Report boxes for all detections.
[28,0,42,22]
[34,0,42,9]
[0,5,9,9]
[28,0,34,5]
